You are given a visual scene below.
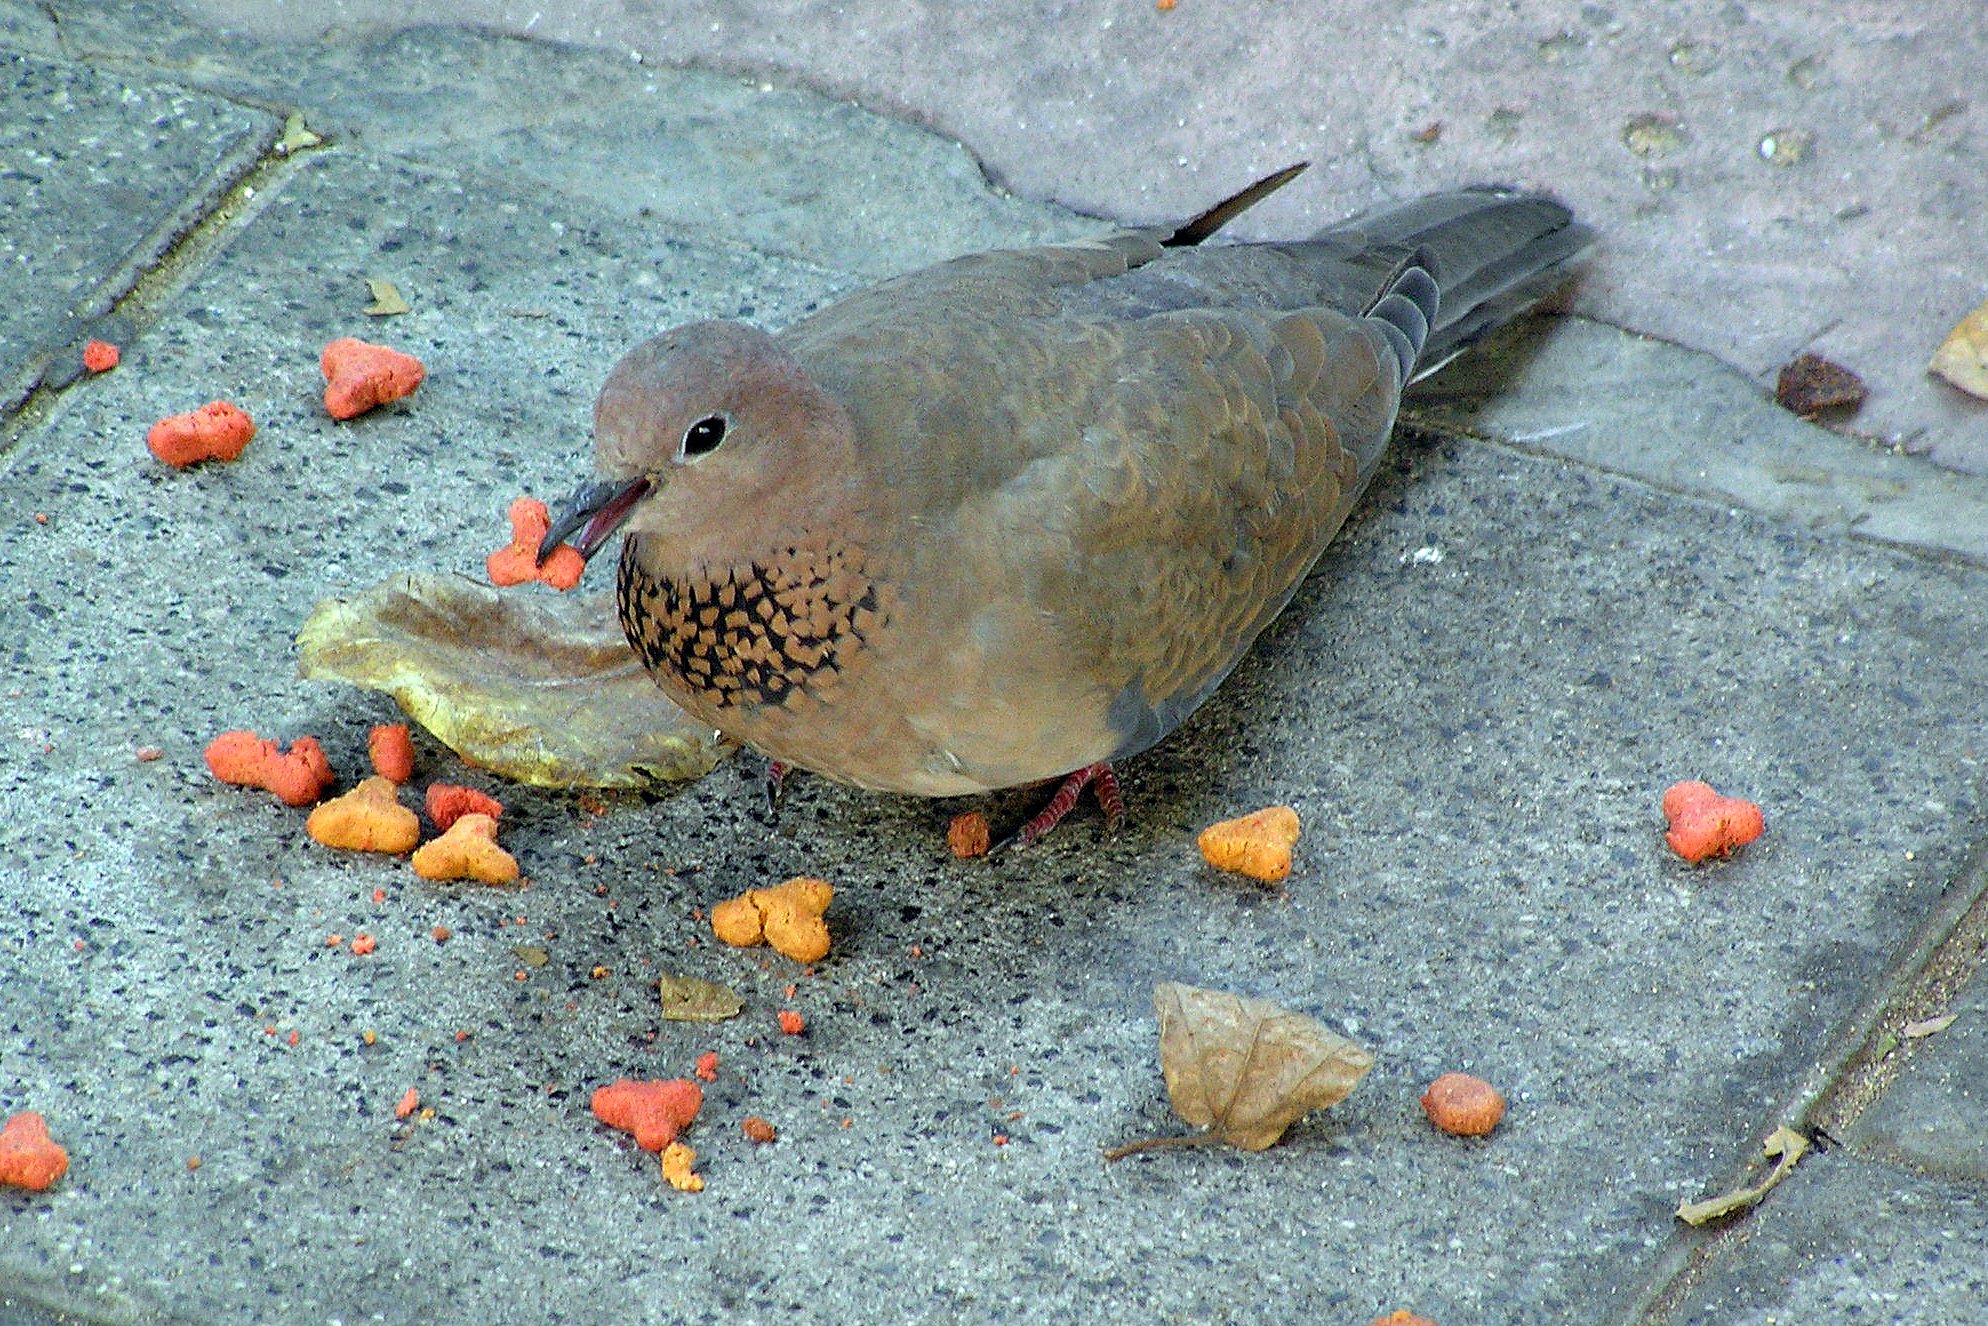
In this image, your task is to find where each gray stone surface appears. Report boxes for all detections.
[172,0,1988,473]
[0,47,274,408]
[1850,969,1988,1182]
[3,10,1988,1326]
[1668,1154,1988,1325]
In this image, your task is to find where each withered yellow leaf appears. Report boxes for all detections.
[659,972,745,1023]
[1930,298,1988,401]
[1108,982,1373,1158]
[1675,1124,1810,1225]
[364,278,411,317]
[277,112,322,155]
[297,572,731,788]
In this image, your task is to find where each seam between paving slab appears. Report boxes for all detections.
[0,96,282,427]
[1620,826,1988,1324]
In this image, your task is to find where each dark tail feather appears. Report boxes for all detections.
[1325,188,1592,383]
[1165,162,1310,248]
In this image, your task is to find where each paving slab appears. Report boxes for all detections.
[172,0,1988,473]
[36,4,1094,283]
[1665,1153,1988,1324]
[4,14,1988,1326]
[1849,965,1988,1182]
[0,45,275,410]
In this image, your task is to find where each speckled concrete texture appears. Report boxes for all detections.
[3,9,1988,1326]
[171,0,1988,475]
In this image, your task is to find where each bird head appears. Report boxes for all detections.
[543,320,858,572]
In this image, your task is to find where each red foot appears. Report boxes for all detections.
[998,762,1123,850]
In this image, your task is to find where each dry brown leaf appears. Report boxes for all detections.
[1929,298,1988,401]
[1675,1124,1810,1225]
[364,278,411,317]
[659,972,745,1023]
[1106,981,1373,1158]
[296,572,731,788]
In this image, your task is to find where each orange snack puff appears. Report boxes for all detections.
[321,337,424,419]
[0,1111,68,1192]
[148,401,255,466]
[777,1009,806,1036]
[425,782,503,831]
[486,497,586,591]
[661,1141,704,1192]
[1662,780,1765,864]
[204,730,335,807]
[591,1077,702,1151]
[367,723,415,782]
[710,876,833,963]
[1421,1072,1506,1137]
[394,1088,420,1120]
[947,811,991,859]
[1197,805,1301,882]
[83,340,120,373]
[306,775,420,853]
[694,1051,719,1083]
[411,813,519,884]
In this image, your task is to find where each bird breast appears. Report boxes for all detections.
[615,532,890,719]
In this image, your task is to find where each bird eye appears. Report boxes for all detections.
[677,415,728,461]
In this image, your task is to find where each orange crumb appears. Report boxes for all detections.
[947,810,991,858]
[148,400,254,466]
[135,745,163,762]
[486,497,585,591]
[1367,1313,1437,1326]
[371,887,387,905]
[204,730,334,807]
[368,723,415,782]
[186,1155,201,1171]
[350,932,377,956]
[1662,780,1765,864]
[325,934,344,947]
[1156,0,1176,9]
[0,1111,68,1192]
[661,1140,703,1192]
[778,1009,805,1036]
[307,776,420,854]
[591,1078,702,1151]
[741,1116,777,1144]
[321,337,424,420]
[710,877,833,963]
[992,1134,1008,1146]
[287,1030,300,1046]
[83,339,119,373]
[394,1087,420,1120]
[1421,1072,1505,1137]
[694,1051,719,1083]
[590,964,610,980]
[412,812,519,885]
[362,1029,377,1045]
[1196,805,1301,882]
[425,783,503,831]
[432,925,452,943]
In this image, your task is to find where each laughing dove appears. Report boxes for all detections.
[550,165,1590,842]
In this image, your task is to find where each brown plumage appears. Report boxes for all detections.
[551,166,1590,813]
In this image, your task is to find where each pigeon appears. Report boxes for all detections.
[547,163,1590,843]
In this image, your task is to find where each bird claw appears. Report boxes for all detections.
[760,759,790,819]
[991,763,1122,852]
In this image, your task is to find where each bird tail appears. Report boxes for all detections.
[1325,188,1593,386]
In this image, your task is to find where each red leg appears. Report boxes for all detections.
[996,762,1120,851]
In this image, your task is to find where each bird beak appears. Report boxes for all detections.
[541,477,652,562]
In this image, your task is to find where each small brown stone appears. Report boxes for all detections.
[1775,352,1867,418]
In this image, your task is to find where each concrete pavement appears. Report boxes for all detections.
[2,8,1986,1324]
